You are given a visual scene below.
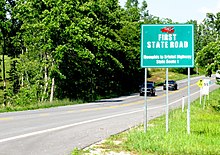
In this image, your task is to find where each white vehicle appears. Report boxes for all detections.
[216,70,220,82]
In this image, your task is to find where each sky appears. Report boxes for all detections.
[119,0,220,23]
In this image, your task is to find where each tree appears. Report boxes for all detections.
[195,12,220,76]
[4,0,200,106]
[196,41,220,76]
[0,0,13,105]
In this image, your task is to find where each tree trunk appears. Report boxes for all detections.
[21,75,24,87]
[42,65,48,102]
[21,48,24,87]
[2,38,6,106]
[50,77,55,102]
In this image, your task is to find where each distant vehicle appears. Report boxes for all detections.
[161,26,174,34]
[216,70,220,82]
[163,80,178,90]
[139,81,156,96]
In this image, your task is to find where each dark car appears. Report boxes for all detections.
[163,80,178,90]
[139,81,156,96]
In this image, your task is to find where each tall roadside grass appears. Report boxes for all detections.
[0,99,84,113]
[78,88,220,155]
[124,105,220,155]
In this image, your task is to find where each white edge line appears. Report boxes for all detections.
[0,83,216,143]
[0,109,142,143]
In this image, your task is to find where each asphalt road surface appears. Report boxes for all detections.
[0,76,219,155]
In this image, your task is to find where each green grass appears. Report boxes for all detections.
[77,88,220,155]
[148,68,200,86]
[0,99,84,113]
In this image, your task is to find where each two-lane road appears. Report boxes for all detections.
[0,76,219,155]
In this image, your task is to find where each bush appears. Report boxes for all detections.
[211,99,220,112]
[7,86,40,106]
[170,68,196,75]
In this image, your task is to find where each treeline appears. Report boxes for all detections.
[0,0,220,106]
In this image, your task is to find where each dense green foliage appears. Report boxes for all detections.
[196,13,220,75]
[1,0,220,106]
[1,0,146,105]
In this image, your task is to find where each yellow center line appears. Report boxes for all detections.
[79,98,154,112]
[108,105,120,108]
[2,79,216,120]
[0,117,13,121]
[66,81,206,113]
[67,110,75,113]
[81,107,108,112]
[39,113,50,117]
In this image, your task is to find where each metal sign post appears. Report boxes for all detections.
[196,79,204,105]
[144,68,148,132]
[182,96,185,112]
[203,95,206,109]
[166,68,169,132]
[200,88,202,105]
[187,68,191,134]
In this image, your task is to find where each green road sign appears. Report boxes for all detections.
[141,24,194,68]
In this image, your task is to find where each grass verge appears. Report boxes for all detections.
[0,99,84,113]
[0,65,201,113]
[148,68,201,86]
[73,88,220,155]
